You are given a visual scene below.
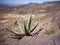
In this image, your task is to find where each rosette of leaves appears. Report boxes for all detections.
[8,15,42,40]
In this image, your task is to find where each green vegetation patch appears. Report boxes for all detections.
[43,29,55,35]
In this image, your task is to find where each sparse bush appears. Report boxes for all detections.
[43,29,55,35]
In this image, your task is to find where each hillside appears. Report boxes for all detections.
[0,1,60,14]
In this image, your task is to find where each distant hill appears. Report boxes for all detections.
[0,1,60,14]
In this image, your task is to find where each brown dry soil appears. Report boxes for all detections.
[0,13,60,45]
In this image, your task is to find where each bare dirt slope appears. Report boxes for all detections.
[0,12,60,45]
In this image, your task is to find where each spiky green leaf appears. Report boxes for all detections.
[24,22,31,36]
[27,15,32,31]
[8,29,17,35]
[30,22,39,33]
[9,30,25,40]
[32,28,43,36]
[10,33,25,40]
[16,18,24,34]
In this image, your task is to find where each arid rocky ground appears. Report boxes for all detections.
[0,12,60,45]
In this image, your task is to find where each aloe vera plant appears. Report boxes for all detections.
[8,15,42,40]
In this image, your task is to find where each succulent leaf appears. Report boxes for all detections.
[8,29,17,35]
[27,15,32,31]
[32,28,43,36]
[29,22,39,33]
[10,35,23,40]
[24,22,31,36]
[9,32,25,40]
[16,18,24,34]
